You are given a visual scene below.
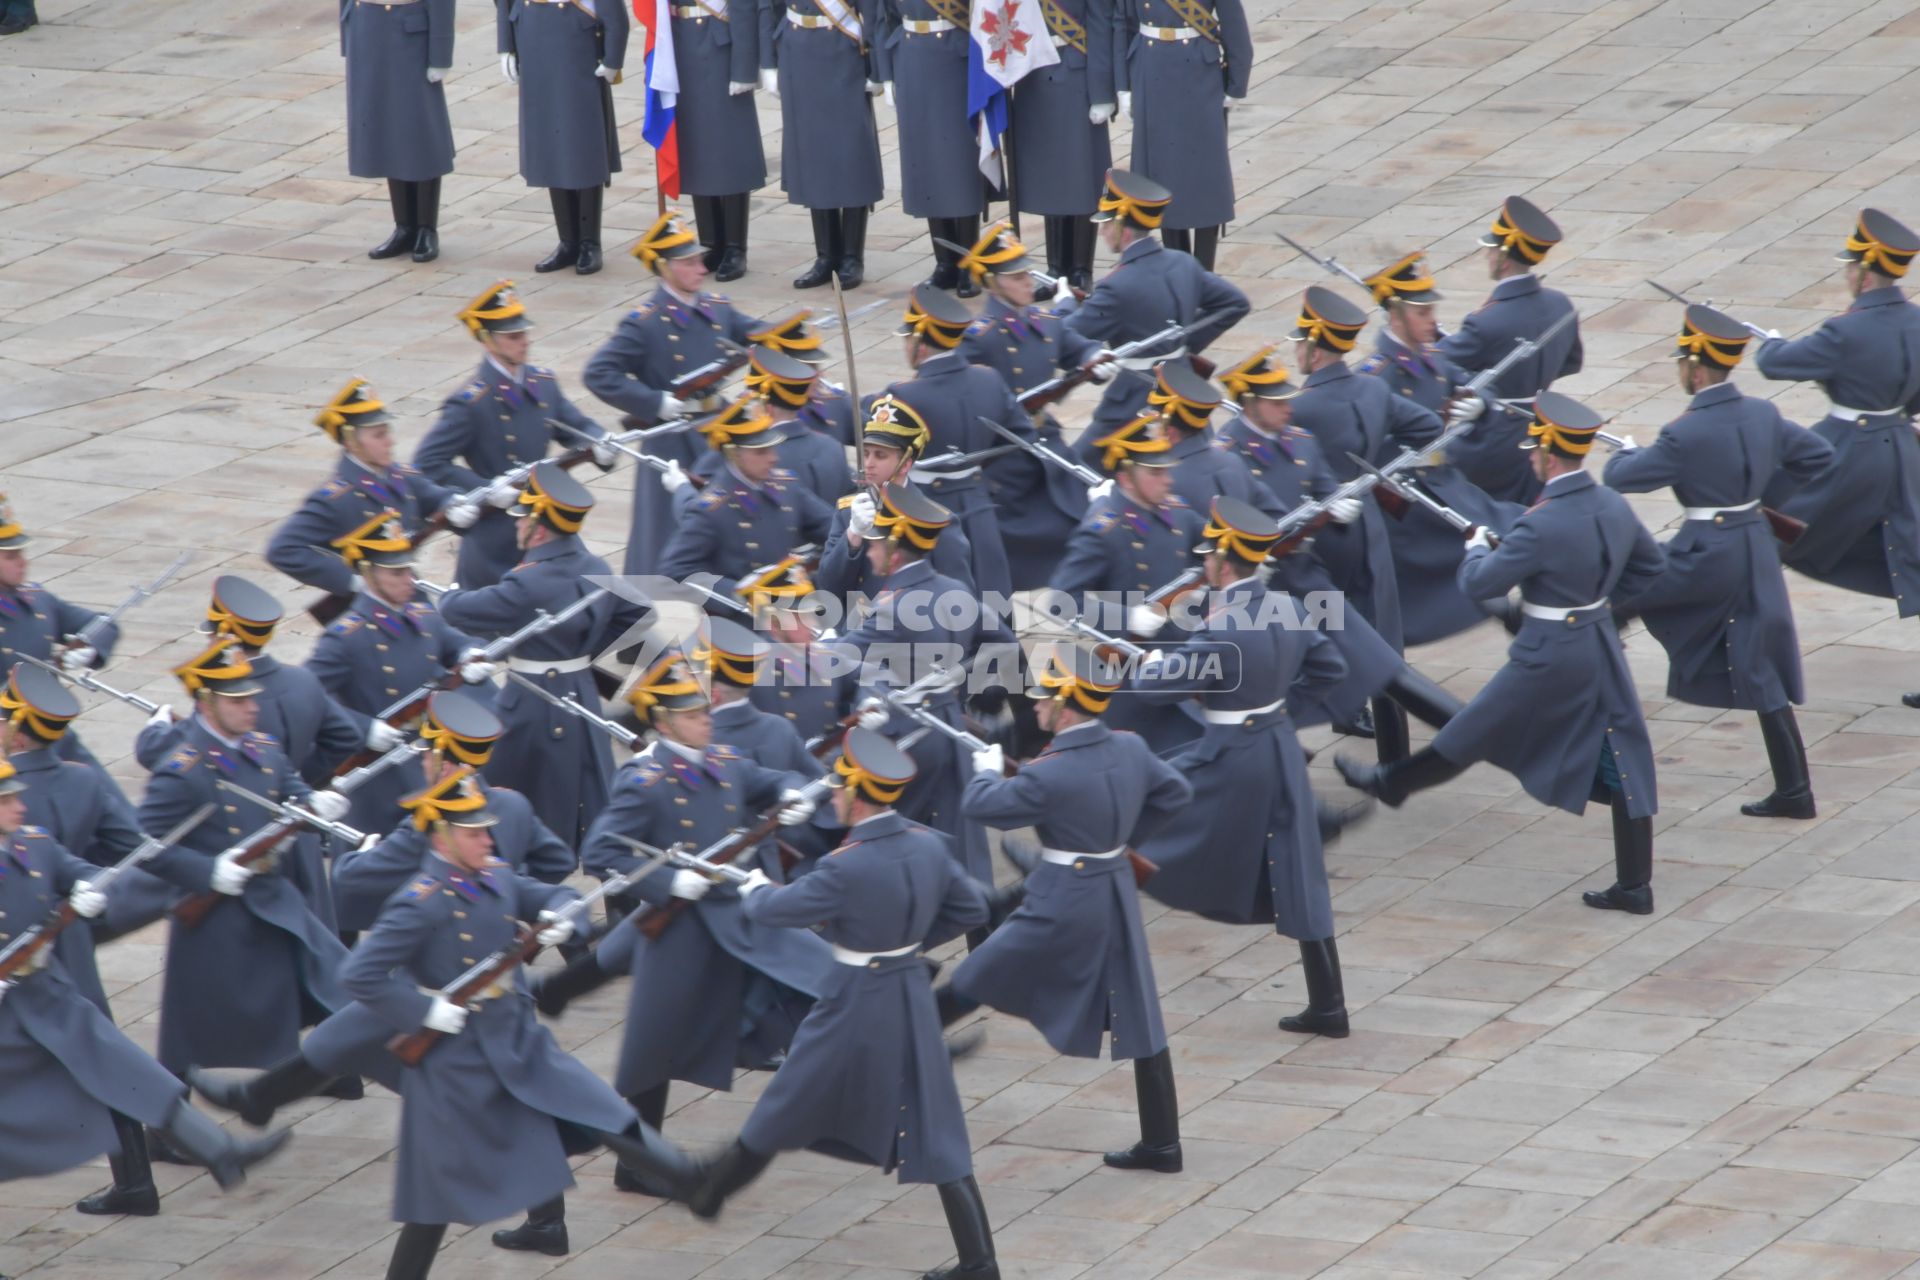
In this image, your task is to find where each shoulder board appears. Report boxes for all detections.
[1356,354,1385,375]
[628,303,655,320]
[706,292,731,305]
[1089,509,1120,534]
[837,494,858,509]
[965,317,992,336]
[815,382,847,401]
[529,366,552,379]
[392,461,418,475]
[454,380,485,403]
[158,745,201,775]
[402,873,438,900]
[1164,492,1191,509]
[317,479,351,500]
[326,615,365,637]
[1210,437,1233,452]
[18,824,48,839]
[710,743,741,762]
[768,467,794,485]
[244,730,280,750]
[405,601,434,619]
[694,490,729,512]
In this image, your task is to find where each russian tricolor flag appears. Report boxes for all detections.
[638,0,681,199]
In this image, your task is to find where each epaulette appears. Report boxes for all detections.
[965,317,992,336]
[628,302,656,320]
[767,467,795,488]
[706,292,731,305]
[454,380,485,403]
[1210,437,1233,452]
[630,758,666,787]
[392,461,419,476]
[17,824,48,839]
[317,479,351,500]
[814,382,847,401]
[243,730,280,750]
[405,600,434,620]
[1356,354,1385,375]
[1164,492,1191,509]
[837,494,858,510]
[158,745,200,775]
[402,873,437,900]
[529,365,552,379]
[326,615,365,637]
[710,743,741,762]
[694,489,729,512]
[1089,509,1119,535]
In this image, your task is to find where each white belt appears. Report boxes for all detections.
[830,942,919,965]
[672,4,723,16]
[1139,24,1199,40]
[1828,402,1908,421]
[1041,845,1124,866]
[786,10,832,25]
[507,655,592,674]
[1683,499,1759,520]
[1520,597,1608,621]
[1118,344,1186,371]
[912,466,980,482]
[901,17,954,33]
[1203,698,1284,724]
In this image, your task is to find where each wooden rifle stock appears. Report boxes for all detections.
[386,924,538,1066]
[1763,505,1805,546]
[0,902,79,984]
[1272,509,1335,559]
[330,685,444,777]
[1126,849,1158,888]
[628,813,784,941]
[171,819,300,929]
[1373,485,1410,520]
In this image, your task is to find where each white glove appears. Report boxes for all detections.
[884,82,896,107]
[1088,354,1119,383]
[1761,328,1782,342]
[211,853,254,897]
[1447,395,1486,424]
[69,881,107,919]
[500,52,519,83]
[365,720,406,751]
[308,789,352,822]
[670,869,713,901]
[1465,525,1495,553]
[61,645,97,675]
[866,79,884,96]
[971,743,1005,776]
[1614,434,1639,452]
[1118,90,1133,117]
[729,80,755,95]
[0,978,13,1001]
[424,997,467,1035]
[147,704,175,729]
[459,649,502,684]
[659,459,691,495]
[443,496,480,529]
[585,439,616,471]
[759,68,778,93]
[595,62,617,81]
[848,492,878,538]
[657,394,693,422]
[1089,479,1114,501]
[426,66,449,84]
[856,696,889,731]
[1089,102,1115,125]
[1127,602,1167,638]
[738,868,773,896]
[485,477,522,509]
[536,908,576,948]
[1328,496,1363,525]
[357,833,379,852]
[777,788,817,826]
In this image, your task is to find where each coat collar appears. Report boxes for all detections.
[1304,361,1352,388]
[841,809,910,844]
[1041,720,1110,754]
[1491,274,1541,301]
[1119,238,1161,266]
[1542,469,1596,496]
[1689,382,1742,409]
[525,535,581,564]
[710,699,756,727]
[1852,285,1908,312]
[915,351,966,377]
[6,748,60,776]
[1167,427,1213,458]
[880,558,937,591]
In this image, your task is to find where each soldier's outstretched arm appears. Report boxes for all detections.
[1600,429,1684,494]
[1133,750,1195,843]
[333,828,432,914]
[1436,310,1492,372]
[266,503,357,597]
[1189,270,1250,354]
[925,855,992,945]
[438,572,538,638]
[1456,513,1543,599]
[1753,322,1843,384]
[135,774,218,895]
[546,384,606,448]
[741,854,847,928]
[1384,389,1444,452]
[48,594,117,665]
[960,758,1050,826]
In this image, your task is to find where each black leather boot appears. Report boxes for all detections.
[575,185,604,275]
[1278,938,1350,1037]
[77,1113,158,1216]
[1583,791,1654,914]
[614,1083,673,1195]
[692,194,722,270]
[1384,667,1465,730]
[384,1223,447,1280]
[1104,1048,1182,1172]
[369,179,416,259]
[1317,794,1376,843]
[411,178,440,262]
[1334,746,1464,808]
[688,1138,775,1220]
[1192,226,1220,271]
[531,946,612,1018]
[936,983,982,1028]
[1334,702,1375,739]
[714,192,749,281]
[926,1176,999,1280]
[188,1055,330,1128]
[1741,706,1815,819]
[601,1120,700,1202]
[492,1195,568,1255]
[1042,214,1067,284]
[1371,696,1411,766]
[1162,228,1191,256]
[155,1098,291,1190]
[929,220,961,290]
[952,215,981,297]
[796,209,839,288]
[837,206,868,288]
[535,188,579,272]
[1068,216,1096,292]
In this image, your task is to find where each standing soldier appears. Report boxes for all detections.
[1114,0,1250,269]
[1337,394,1667,916]
[583,213,765,576]
[1752,209,1920,705]
[1066,171,1249,436]
[817,397,977,605]
[346,0,453,263]
[737,345,858,498]
[499,0,629,274]
[875,0,983,293]
[669,0,766,281]
[1010,0,1116,289]
[1608,307,1833,817]
[685,729,999,1280]
[1441,196,1584,505]
[414,283,614,590]
[341,770,702,1277]
[438,463,653,846]
[268,380,476,599]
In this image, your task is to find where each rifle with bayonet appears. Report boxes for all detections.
[17,654,165,716]
[506,670,639,748]
[1277,233,1372,293]
[1645,280,1773,340]
[68,552,190,652]
[981,419,1106,489]
[1015,317,1210,416]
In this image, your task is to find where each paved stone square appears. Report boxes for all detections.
[7,0,1920,1275]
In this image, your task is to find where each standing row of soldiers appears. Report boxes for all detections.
[5,179,1920,1280]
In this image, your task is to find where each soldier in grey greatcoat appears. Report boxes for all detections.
[499,0,629,274]
[758,0,884,288]
[414,283,616,590]
[817,400,978,609]
[1607,307,1833,819]
[734,344,858,500]
[1338,394,1667,916]
[686,729,999,1280]
[1010,0,1119,288]
[345,0,454,263]
[1114,0,1251,268]
[341,772,702,1276]
[874,0,984,293]
[670,0,767,280]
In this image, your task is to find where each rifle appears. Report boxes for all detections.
[1345,452,1500,547]
[670,340,752,403]
[552,420,710,494]
[70,551,190,651]
[1454,308,1579,405]
[506,670,639,748]
[915,444,1025,474]
[1645,281,1772,340]
[1276,233,1372,293]
[1591,431,1805,546]
[1016,320,1187,416]
[386,843,673,1066]
[981,419,1105,488]
[17,654,165,716]
[0,805,215,986]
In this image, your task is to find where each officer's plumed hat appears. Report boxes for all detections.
[510,460,595,535]
[1036,644,1122,716]
[627,652,709,721]
[1,663,80,744]
[961,221,1035,283]
[333,510,414,571]
[1364,251,1442,309]
[1521,390,1605,460]
[863,392,933,458]
[174,638,264,699]
[404,766,497,831]
[832,727,916,805]
[1291,286,1369,354]
[1093,413,1176,473]
[314,378,393,443]
[0,494,28,551]
[203,575,283,649]
[1092,169,1172,230]
[1839,208,1919,279]
[423,691,504,766]
[896,284,972,350]
[632,210,704,272]
[748,311,828,364]
[458,280,531,336]
[746,345,821,408]
[1219,348,1296,402]
[700,618,766,689]
[1148,359,1224,429]
[872,483,952,552]
[1479,196,1562,265]
[698,394,784,451]
[1676,305,1751,369]
[1201,496,1283,566]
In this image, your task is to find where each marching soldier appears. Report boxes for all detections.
[340,770,702,1276]
[671,0,767,281]
[1114,0,1250,269]
[873,0,984,293]
[704,618,830,778]
[1608,307,1833,818]
[1337,394,1667,915]
[945,648,1195,1173]
[438,463,653,846]
[1120,359,1279,516]
[1441,196,1584,505]
[414,282,614,590]
[817,396,977,604]
[582,213,764,575]
[1066,171,1249,436]
[758,0,882,288]
[346,0,453,263]
[0,762,292,1209]
[745,568,863,748]
[499,0,629,274]
[1753,208,1920,705]
[686,728,999,1280]
[738,344,859,498]
[1009,0,1116,289]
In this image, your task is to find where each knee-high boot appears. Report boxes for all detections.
[691,194,722,269]
[929,220,961,290]
[1162,227,1192,256]
[534,188,579,272]
[1278,938,1349,1037]
[1191,226,1220,270]
[926,1175,999,1280]
[714,192,749,281]
[531,946,613,1018]
[384,1223,447,1280]
[615,1083,673,1194]
[575,184,604,275]
[796,209,839,288]
[1740,705,1815,819]
[1042,215,1067,280]
[837,206,868,288]
[187,1055,330,1128]
[1371,697,1411,765]
[1068,215,1096,291]
[1583,791,1654,914]
[1103,1048,1182,1171]
[1334,745,1464,808]
[369,179,416,259]
[688,1137,775,1220]
[411,178,440,262]
[152,1097,290,1190]
[951,214,982,297]
[1383,667,1465,730]
[77,1113,158,1216]
[492,1194,568,1255]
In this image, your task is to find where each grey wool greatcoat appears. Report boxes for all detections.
[691,403,858,500]
[1008,0,1117,216]
[660,465,837,607]
[413,358,607,589]
[1064,236,1249,435]
[1439,273,1584,506]
[1116,0,1251,230]
[342,856,639,1226]
[874,0,984,218]
[758,0,886,209]
[738,810,990,1184]
[267,455,455,597]
[956,721,1190,1059]
[580,742,834,1096]
[748,642,861,746]
[0,581,120,777]
[1757,285,1920,614]
[0,829,191,1181]
[438,536,652,847]
[342,0,455,181]
[499,0,628,190]
[580,286,764,576]
[1135,578,1347,941]
[816,493,977,610]
[1605,383,1833,711]
[671,2,768,194]
[138,720,350,1074]
[1434,471,1663,819]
